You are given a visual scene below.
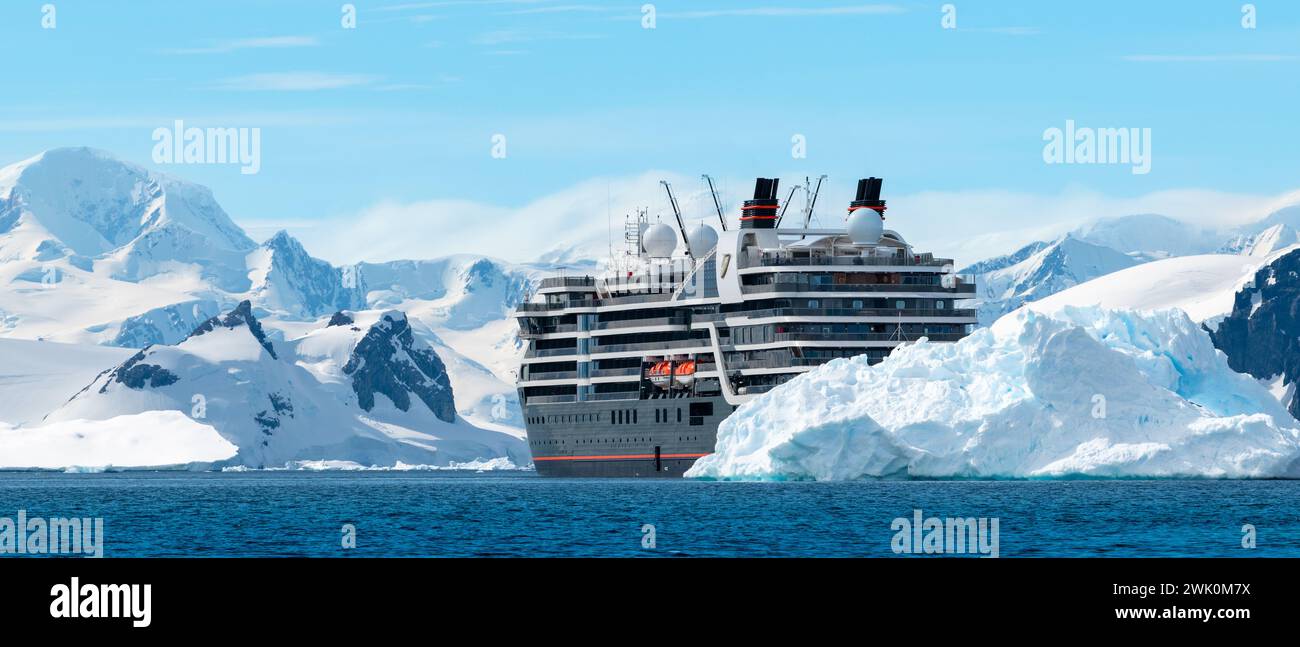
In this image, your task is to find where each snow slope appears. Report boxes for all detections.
[1026,253,1281,324]
[687,306,1300,480]
[0,411,237,470]
[0,338,134,425]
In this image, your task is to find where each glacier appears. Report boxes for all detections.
[686,306,1300,481]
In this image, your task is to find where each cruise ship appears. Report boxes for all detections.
[515,176,976,477]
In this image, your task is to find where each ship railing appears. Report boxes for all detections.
[515,292,677,313]
[591,338,712,354]
[741,283,976,295]
[519,324,580,337]
[766,332,968,343]
[589,367,642,378]
[593,315,691,330]
[586,392,641,402]
[526,394,578,404]
[522,370,580,381]
[699,307,977,321]
[755,255,954,268]
[524,346,580,359]
[538,276,597,290]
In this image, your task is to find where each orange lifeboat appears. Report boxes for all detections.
[672,360,696,389]
[648,361,673,389]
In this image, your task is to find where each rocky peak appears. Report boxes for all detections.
[187,300,278,359]
[342,311,455,422]
[1210,248,1300,419]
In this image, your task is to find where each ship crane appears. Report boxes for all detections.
[701,174,728,231]
[660,180,694,262]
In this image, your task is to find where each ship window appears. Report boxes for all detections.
[633,410,638,424]
[677,408,682,423]
[655,409,660,423]
[852,300,863,310]
[936,300,946,309]
[895,300,906,310]
[808,299,819,308]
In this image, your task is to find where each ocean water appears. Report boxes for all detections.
[1,472,1297,557]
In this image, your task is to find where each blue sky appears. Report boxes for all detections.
[3,1,1300,262]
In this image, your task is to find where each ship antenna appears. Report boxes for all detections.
[803,175,826,228]
[606,181,614,266]
[797,175,827,240]
[701,174,728,231]
[889,311,910,343]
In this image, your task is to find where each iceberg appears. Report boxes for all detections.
[686,306,1300,480]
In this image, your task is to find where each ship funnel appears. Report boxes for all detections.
[741,177,780,229]
[847,177,886,245]
[850,177,886,214]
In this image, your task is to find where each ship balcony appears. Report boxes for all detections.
[719,306,977,320]
[586,392,641,402]
[741,282,976,295]
[526,394,580,404]
[514,292,677,314]
[766,332,969,343]
[521,370,580,382]
[537,276,597,292]
[590,338,713,356]
[591,315,691,335]
[725,357,836,370]
[753,254,954,268]
[589,367,642,378]
[524,346,581,359]
[518,324,580,339]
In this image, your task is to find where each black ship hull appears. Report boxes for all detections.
[523,395,731,478]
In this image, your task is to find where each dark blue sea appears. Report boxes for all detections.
[2,472,1298,557]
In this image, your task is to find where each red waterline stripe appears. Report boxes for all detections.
[532,453,711,462]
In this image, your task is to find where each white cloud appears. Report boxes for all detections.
[240,172,1300,267]
[501,4,611,15]
[647,4,905,19]
[163,36,320,55]
[209,72,379,91]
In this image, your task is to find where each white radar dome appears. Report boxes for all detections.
[642,222,679,257]
[686,224,719,256]
[847,207,884,245]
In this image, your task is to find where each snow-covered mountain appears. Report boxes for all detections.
[1,147,255,290]
[1218,223,1300,257]
[959,209,1300,327]
[962,235,1138,326]
[42,301,529,468]
[1070,213,1222,261]
[0,149,596,452]
[245,230,367,319]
